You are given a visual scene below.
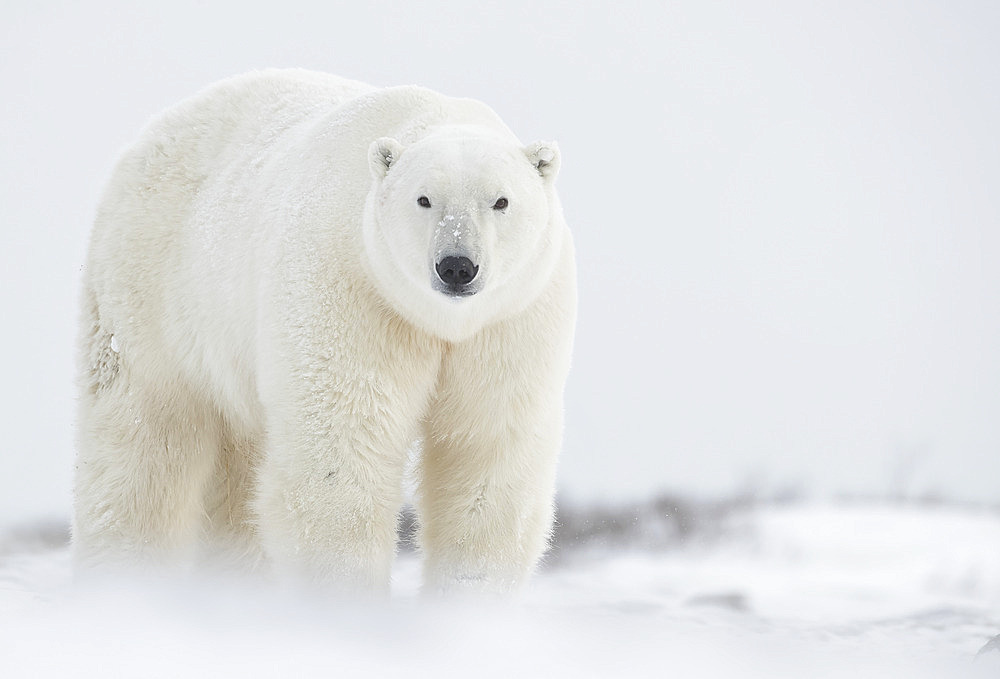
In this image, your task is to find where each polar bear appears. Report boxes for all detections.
[73,70,576,594]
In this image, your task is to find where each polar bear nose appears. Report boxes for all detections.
[436,256,479,289]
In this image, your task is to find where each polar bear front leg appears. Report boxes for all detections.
[419,362,565,593]
[254,325,441,594]
[418,306,574,594]
[255,415,407,593]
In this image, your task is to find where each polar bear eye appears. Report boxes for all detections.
[492,197,508,211]
[417,196,431,208]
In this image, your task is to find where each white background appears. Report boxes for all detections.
[1,0,998,522]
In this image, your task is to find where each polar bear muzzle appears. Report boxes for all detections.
[435,255,479,296]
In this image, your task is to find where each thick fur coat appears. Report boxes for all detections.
[74,70,576,594]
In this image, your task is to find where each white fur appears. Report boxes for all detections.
[73,69,577,595]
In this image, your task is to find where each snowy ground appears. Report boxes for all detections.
[1,501,998,678]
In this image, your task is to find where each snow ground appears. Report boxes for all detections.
[1,502,998,678]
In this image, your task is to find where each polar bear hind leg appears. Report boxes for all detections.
[200,423,265,570]
[73,287,221,573]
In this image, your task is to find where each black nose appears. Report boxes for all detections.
[436,256,479,288]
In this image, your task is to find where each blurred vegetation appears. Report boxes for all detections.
[3,493,995,567]
[395,494,757,565]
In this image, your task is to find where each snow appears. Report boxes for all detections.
[2,502,998,678]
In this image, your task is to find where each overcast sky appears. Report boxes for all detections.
[1,0,998,521]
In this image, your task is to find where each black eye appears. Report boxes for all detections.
[492,197,508,211]
[417,196,431,208]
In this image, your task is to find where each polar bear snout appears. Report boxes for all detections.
[435,255,480,295]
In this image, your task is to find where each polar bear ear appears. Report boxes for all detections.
[524,141,561,181]
[369,137,404,179]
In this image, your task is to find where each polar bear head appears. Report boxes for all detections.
[362,126,565,342]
